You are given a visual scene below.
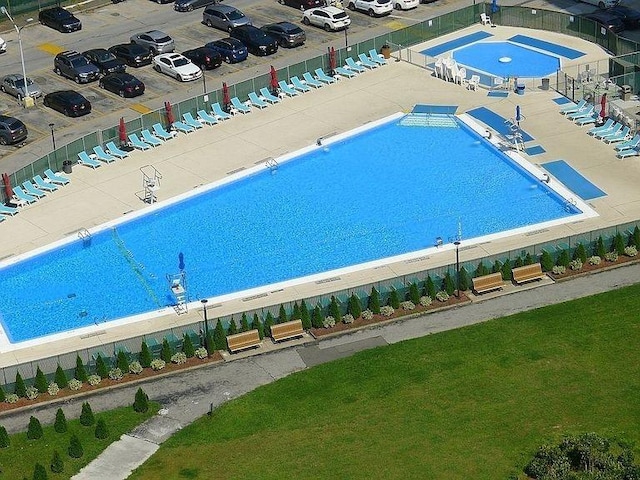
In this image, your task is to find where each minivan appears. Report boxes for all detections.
[203,5,251,32]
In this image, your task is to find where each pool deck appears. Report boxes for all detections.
[1,25,637,368]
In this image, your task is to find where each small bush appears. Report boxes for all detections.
[117,351,129,374]
[589,255,602,265]
[251,313,265,340]
[569,259,583,271]
[329,296,342,322]
[278,305,288,324]
[161,338,173,363]
[540,250,554,272]
[420,296,433,307]
[54,408,67,433]
[108,368,123,381]
[634,225,640,248]
[0,385,4,402]
[50,450,64,473]
[348,293,363,319]
[150,359,166,371]
[624,245,638,257]
[595,236,606,258]
[425,276,436,299]
[182,334,195,358]
[95,418,109,439]
[54,365,68,389]
[68,379,82,391]
[613,232,626,255]
[474,261,488,277]
[408,283,420,305]
[14,372,27,398]
[605,251,619,262]
[68,435,83,458]
[458,267,470,292]
[171,352,187,364]
[5,394,18,404]
[87,375,101,386]
[75,356,89,383]
[380,305,395,317]
[342,313,355,324]
[34,367,48,394]
[492,260,502,274]
[214,319,227,350]
[133,388,149,413]
[80,402,95,426]
[322,316,336,328]
[25,386,39,400]
[388,289,400,309]
[0,425,9,448]
[95,355,109,379]
[552,265,566,275]
[435,291,450,302]
[501,259,512,281]
[400,301,415,310]
[443,271,455,295]
[227,318,238,336]
[574,243,587,263]
[129,361,143,374]
[556,249,570,267]
[27,416,43,440]
[361,309,373,320]
[368,287,381,314]
[33,463,48,480]
[240,312,250,332]
[310,306,323,329]
[139,342,152,369]
[194,347,208,359]
[300,301,311,330]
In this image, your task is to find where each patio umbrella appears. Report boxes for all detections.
[118,117,127,146]
[329,46,337,75]
[2,172,12,201]
[164,101,174,127]
[222,82,231,113]
[600,93,607,119]
[269,65,279,95]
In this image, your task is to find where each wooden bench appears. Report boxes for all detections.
[271,319,304,343]
[512,263,546,285]
[472,272,505,294]
[226,329,261,353]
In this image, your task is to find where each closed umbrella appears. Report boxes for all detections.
[600,93,607,119]
[2,172,12,201]
[329,46,337,75]
[269,66,278,95]
[222,82,231,113]
[118,117,127,147]
[164,101,174,127]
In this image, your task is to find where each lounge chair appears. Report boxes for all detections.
[290,76,311,92]
[22,181,47,198]
[197,109,218,125]
[33,175,59,192]
[128,133,152,150]
[106,141,130,159]
[302,72,324,88]
[230,96,251,114]
[0,203,18,216]
[93,145,117,163]
[336,66,358,79]
[369,49,386,65]
[314,68,337,84]
[575,114,598,126]
[345,57,366,73]
[248,91,269,109]
[617,147,639,159]
[468,75,480,91]
[567,105,594,120]
[153,123,175,140]
[12,186,38,204]
[141,129,163,147]
[587,118,615,136]
[603,126,630,143]
[615,133,640,151]
[259,87,280,103]
[278,80,299,96]
[560,99,587,115]
[212,102,232,120]
[595,123,622,140]
[172,121,195,134]
[44,169,70,185]
[358,53,378,68]
[183,112,204,129]
[78,151,102,169]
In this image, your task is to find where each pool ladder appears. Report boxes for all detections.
[78,228,91,244]
[564,197,577,211]
[265,158,279,173]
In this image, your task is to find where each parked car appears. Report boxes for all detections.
[302,6,351,31]
[182,47,223,70]
[0,115,27,145]
[261,22,306,48]
[108,44,153,67]
[205,38,248,63]
[346,0,392,17]
[582,11,625,33]
[0,37,6,53]
[393,0,419,9]
[53,51,101,84]
[38,7,82,33]
[130,30,175,55]
[607,5,640,28]
[152,53,202,82]
[174,0,217,12]
[99,72,145,97]
[0,74,43,100]
[151,0,173,3]
[82,49,126,75]
[230,25,278,56]
[43,90,91,117]
[277,0,324,11]
[202,5,251,32]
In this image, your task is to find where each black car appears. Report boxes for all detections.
[261,22,306,48]
[82,49,126,75]
[38,7,82,33]
[583,11,625,33]
[43,90,91,117]
[53,51,101,84]
[182,47,223,70]
[0,115,28,145]
[230,25,278,56]
[108,44,153,67]
[607,5,640,29]
[99,73,145,98]
[277,0,324,10]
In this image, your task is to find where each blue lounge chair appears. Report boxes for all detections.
[248,91,269,109]
[358,52,378,68]
[615,133,640,151]
[345,57,366,73]
[197,109,217,125]
[44,169,70,185]
[604,126,630,143]
[595,123,622,140]
[587,118,614,136]
[617,147,639,159]
[230,96,251,114]
[153,123,175,140]
[335,66,357,78]
[33,175,59,192]
[302,72,323,88]
[141,129,163,147]
[78,151,102,169]
[575,114,598,126]
[93,145,117,163]
[212,102,232,120]
[106,142,130,159]
[314,68,337,84]
[12,186,38,204]
[172,121,195,133]
[369,48,386,65]
[278,80,299,96]
[567,105,594,120]
[128,133,152,150]
[560,99,587,115]
[259,87,280,104]
[0,203,18,216]
[183,112,204,129]
[290,76,311,92]
[22,181,47,198]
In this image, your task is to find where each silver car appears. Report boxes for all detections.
[202,5,251,32]
[0,74,43,100]
[130,30,175,55]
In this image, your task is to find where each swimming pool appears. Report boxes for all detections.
[0,113,590,344]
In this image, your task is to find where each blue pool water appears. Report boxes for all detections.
[452,41,560,78]
[0,116,580,342]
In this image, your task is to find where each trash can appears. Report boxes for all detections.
[516,81,526,95]
[380,44,391,59]
[541,78,550,91]
[63,160,73,174]
[621,84,633,101]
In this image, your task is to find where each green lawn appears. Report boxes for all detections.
[132,284,640,479]
[0,402,158,479]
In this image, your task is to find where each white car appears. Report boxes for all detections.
[393,0,419,9]
[347,0,393,16]
[152,53,202,82]
[0,37,6,54]
[302,6,351,31]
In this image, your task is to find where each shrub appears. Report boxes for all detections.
[595,236,606,258]
[556,249,570,267]
[634,225,640,248]
[68,379,82,391]
[251,313,265,340]
[329,296,342,322]
[33,463,47,480]
[322,316,336,328]
[368,287,381,314]
[150,359,166,371]
[5,394,18,404]
[194,347,208,359]
[278,305,288,324]
[342,314,355,324]
[311,305,323,329]
[25,386,39,400]
[361,309,373,320]
[501,259,512,281]
[605,251,619,262]
[420,296,433,307]
[95,355,109,379]
[443,271,455,296]
[129,361,143,374]
[227,318,237,336]
[387,289,400,309]
[0,425,9,448]
[400,301,415,310]
[300,300,311,330]
[80,402,95,426]
[54,365,68,389]
[171,352,187,364]
[87,375,101,386]
[54,408,67,433]
[213,319,227,350]
[139,341,152,368]
[435,291,450,302]
[574,243,587,263]
[134,387,149,413]
[239,313,249,332]
[14,372,27,398]
[492,260,502,274]
[68,434,83,458]
[552,265,566,275]
[524,252,533,265]
[291,302,301,320]
[75,355,88,383]
[380,305,395,317]
[541,250,554,272]
[348,293,363,319]
[458,267,470,292]
[408,283,420,304]
[0,385,4,402]
[116,351,129,374]
[569,259,583,271]
[589,255,601,265]
[613,232,626,255]
[35,367,48,394]
[95,418,109,439]
[108,368,123,381]
[27,416,43,440]
[475,261,488,277]
[50,450,64,473]
[624,245,638,257]
[161,338,173,363]
[181,334,195,358]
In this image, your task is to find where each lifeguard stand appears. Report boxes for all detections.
[167,272,188,315]
[141,165,162,204]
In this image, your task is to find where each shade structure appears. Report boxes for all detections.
[2,172,12,200]
[222,82,231,112]
[269,66,278,95]
[118,117,127,145]
[600,93,607,119]
[164,101,174,126]
[329,46,337,74]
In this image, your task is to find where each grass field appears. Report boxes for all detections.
[130,284,640,480]
[0,402,157,479]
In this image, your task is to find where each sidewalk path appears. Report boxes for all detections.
[2,264,639,479]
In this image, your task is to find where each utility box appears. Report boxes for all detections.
[621,84,633,101]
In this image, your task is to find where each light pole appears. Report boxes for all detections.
[49,123,56,150]
[202,70,207,96]
[344,26,349,50]
[201,298,210,357]
[1,7,34,108]
[454,241,461,298]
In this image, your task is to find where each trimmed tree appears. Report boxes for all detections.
[348,293,362,319]
[263,312,275,337]
[329,296,342,320]
[54,365,68,389]
[35,367,48,394]
[501,259,512,280]
[613,232,626,255]
[574,243,587,263]
[116,351,129,374]
[95,355,109,379]
[634,225,640,248]
[74,355,88,383]
[160,338,173,363]
[226,318,237,336]
[182,334,195,358]
[139,341,152,368]
[300,300,311,330]
[80,402,95,427]
[408,283,420,305]
[492,260,502,274]
[95,418,109,439]
[291,302,301,320]
[388,289,400,309]
[475,261,488,277]
[205,332,214,357]
[0,425,9,448]
[54,408,67,434]
[311,305,323,329]
[240,313,249,332]
[50,450,64,474]
[459,267,470,292]
[213,319,227,351]
[0,385,5,402]
[541,250,554,271]
[443,272,455,296]
[369,287,381,314]
[557,249,570,267]
[251,313,264,340]
[524,252,534,265]
[514,256,524,268]
[133,388,149,413]
[14,372,27,398]
[596,235,606,257]
[425,276,436,300]
[27,416,43,440]
[278,305,288,324]
[68,435,83,458]
[33,463,47,480]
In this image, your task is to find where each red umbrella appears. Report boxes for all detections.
[600,93,607,119]
[118,117,127,146]
[269,66,278,95]
[164,101,175,126]
[329,46,337,75]
[2,172,12,201]
[222,82,230,113]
